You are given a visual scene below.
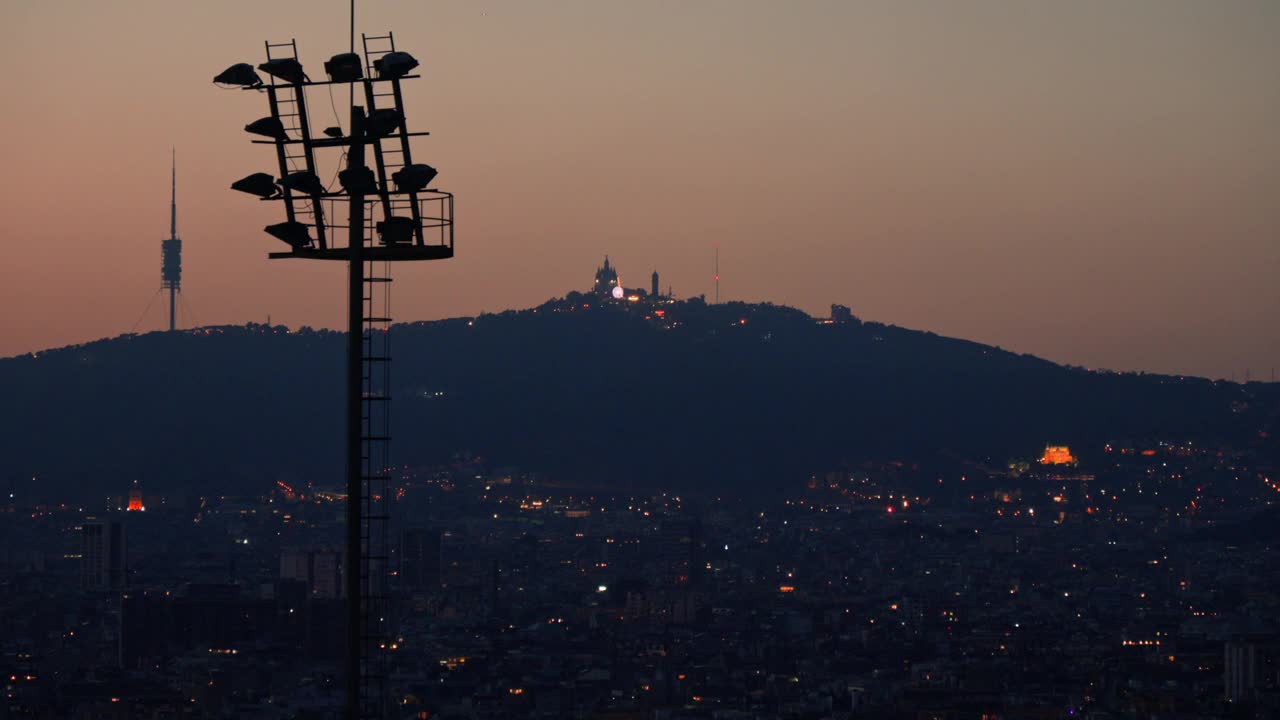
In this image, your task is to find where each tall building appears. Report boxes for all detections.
[1225,640,1257,703]
[660,517,702,588]
[81,519,126,591]
[280,547,344,598]
[651,270,660,299]
[400,528,442,593]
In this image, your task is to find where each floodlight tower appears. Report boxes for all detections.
[216,31,453,720]
[161,149,181,331]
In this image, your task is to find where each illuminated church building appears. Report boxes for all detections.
[593,256,621,298]
[592,256,665,301]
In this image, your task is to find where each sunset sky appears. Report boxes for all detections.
[1,1,1276,379]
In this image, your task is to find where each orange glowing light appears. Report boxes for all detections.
[1039,445,1076,465]
[779,585,796,593]
[126,489,145,512]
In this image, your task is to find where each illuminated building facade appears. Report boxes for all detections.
[1039,445,1077,465]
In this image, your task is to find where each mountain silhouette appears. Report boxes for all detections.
[2,294,1273,500]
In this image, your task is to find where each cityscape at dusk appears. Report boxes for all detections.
[1,2,1278,719]
[2,1,1278,378]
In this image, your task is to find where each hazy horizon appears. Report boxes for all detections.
[1,0,1276,380]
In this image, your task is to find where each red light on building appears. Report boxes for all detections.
[126,488,145,512]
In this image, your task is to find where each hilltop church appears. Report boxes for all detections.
[592,256,665,301]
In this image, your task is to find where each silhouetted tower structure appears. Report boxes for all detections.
[161,150,182,331]
[714,247,720,303]
[651,270,659,299]
[217,27,454,720]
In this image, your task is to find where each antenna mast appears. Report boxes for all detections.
[715,246,720,304]
[161,148,182,331]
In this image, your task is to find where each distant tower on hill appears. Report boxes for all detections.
[651,270,659,298]
[161,149,182,331]
[714,247,720,303]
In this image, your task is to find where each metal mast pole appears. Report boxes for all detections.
[221,19,453,715]
[345,5,362,717]
[169,149,178,331]
[345,105,367,720]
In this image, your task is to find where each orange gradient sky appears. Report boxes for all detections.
[1,1,1276,379]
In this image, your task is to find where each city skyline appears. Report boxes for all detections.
[3,4,1280,716]
[1,0,1277,380]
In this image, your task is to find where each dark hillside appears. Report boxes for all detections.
[1,296,1273,498]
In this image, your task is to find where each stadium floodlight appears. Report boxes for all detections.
[245,117,289,141]
[376,216,417,245]
[219,31,455,720]
[391,163,437,192]
[366,109,403,137]
[259,57,308,84]
[214,63,262,87]
[231,172,279,198]
[278,171,326,195]
[325,52,363,82]
[338,166,378,195]
[264,221,313,248]
[373,51,418,79]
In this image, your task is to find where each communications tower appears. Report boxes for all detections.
[161,149,181,331]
